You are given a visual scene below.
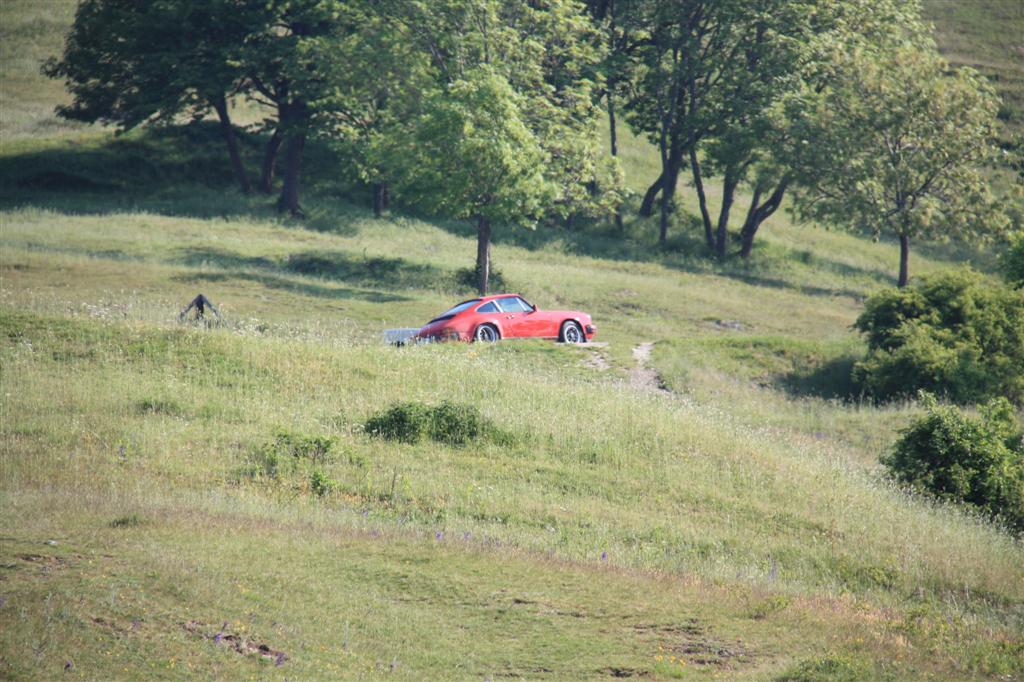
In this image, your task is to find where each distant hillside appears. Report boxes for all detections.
[924,0,1024,138]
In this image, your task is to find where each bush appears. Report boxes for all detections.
[309,470,336,498]
[853,270,1024,404]
[249,430,335,479]
[884,393,1024,532]
[364,401,500,445]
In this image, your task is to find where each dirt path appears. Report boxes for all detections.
[629,342,666,392]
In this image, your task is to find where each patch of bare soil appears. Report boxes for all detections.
[629,342,668,393]
[634,619,755,670]
[182,620,287,666]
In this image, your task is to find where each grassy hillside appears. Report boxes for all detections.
[2,1,1023,680]
[924,0,1024,137]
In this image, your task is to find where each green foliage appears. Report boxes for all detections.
[363,401,500,446]
[777,653,885,681]
[250,430,335,479]
[884,393,1024,532]
[1000,231,1024,287]
[786,46,1006,285]
[309,470,337,498]
[853,270,1024,403]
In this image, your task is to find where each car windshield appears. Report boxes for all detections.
[432,299,480,321]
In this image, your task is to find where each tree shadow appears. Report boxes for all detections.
[778,354,865,401]
[0,123,363,234]
[172,270,411,303]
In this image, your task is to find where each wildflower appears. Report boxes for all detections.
[655,655,663,662]
[600,551,608,561]
[275,652,287,667]
[435,531,444,541]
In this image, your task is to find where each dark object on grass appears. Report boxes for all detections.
[178,294,222,323]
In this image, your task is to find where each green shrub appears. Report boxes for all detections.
[1000,231,1024,288]
[884,393,1024,532]
[248,430,335,479]
[852,270,1024,404]
[309,470,336,498]
[364,401,501,445]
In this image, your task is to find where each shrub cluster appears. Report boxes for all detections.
[884,393,1024,533]
[853,270,1024,404]
[250,430,334,479]
[364,401,502,445]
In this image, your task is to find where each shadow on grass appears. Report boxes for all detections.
[0,123,365,234]
[173,270,412,303]
[778,354,865,402]
[174,246,454,293]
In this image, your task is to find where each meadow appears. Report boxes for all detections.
[1,0,1023,679]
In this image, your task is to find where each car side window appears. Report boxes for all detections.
[497,297,529,313]
[476,301,499,313]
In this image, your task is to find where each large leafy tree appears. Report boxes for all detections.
[384,0,606,294]
[785,46,1005,286]
[622,0,924,255]
[391,68,553,295]
[45,0,257,193]
[46,0,367,215]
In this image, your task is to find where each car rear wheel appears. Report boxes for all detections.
[560,321,584,344]
[474,324,500,342]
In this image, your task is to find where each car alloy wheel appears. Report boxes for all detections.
[561,321,583,343]
[475,324,499,342]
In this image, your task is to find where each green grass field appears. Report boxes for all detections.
[2,1,1023,679]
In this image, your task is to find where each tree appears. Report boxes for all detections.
[45,0,257,193]
[785,46,1005,286]
[389,68,553,295]
[383,0,606,295]
[624,0,750,247]
[622,0,929,258]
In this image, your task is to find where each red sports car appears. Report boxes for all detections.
[416,294,596,343]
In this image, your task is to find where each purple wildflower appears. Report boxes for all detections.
[213,632,223,644]
[600,551,608,561]
[275,652,287,667]
[435,531,444,541]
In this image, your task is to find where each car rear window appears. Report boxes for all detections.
[438,299,481,317]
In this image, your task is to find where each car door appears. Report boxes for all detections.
[509,297,551,338]
[495,296,530,337]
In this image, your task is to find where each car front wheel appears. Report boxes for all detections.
[474,324,500,342]
[560,321,584,344]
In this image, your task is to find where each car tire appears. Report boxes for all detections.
[560,321,584,344]
[474,324,500,343]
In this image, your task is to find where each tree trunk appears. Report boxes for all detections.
[659,166,676,248]
[714,170,739,259]
[211,96,251,194]
[372,182,388,217]
[898,233,910,287]
[607,90,624,232]
[259,127,283,194]
[639,172,663,217]
[689,148,714,251]
[476,216,491,295]
[739,178,789,259]
[277,130,306,216]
